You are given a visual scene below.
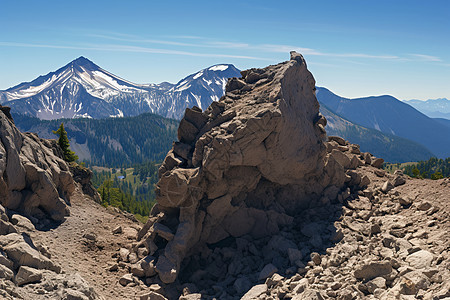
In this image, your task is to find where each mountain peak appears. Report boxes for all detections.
[69,56,98,70]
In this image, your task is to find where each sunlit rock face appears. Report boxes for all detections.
[137,52,347,283]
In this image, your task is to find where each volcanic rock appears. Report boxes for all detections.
[138,52,349,284]
[0,109,75,222]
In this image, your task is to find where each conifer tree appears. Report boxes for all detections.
[53,123,78,162]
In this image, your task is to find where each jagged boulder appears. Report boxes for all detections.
[69,162,101,203]
[136,52,353,284]
[0,109,75,222]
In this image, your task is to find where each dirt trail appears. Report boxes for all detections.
[31,186,144,299]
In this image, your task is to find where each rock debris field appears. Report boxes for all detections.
[0,53,449,300]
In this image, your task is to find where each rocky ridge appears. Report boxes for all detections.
[0,105,74,224]
[0,108,104,299]
[0,52,448,300]
[110,53,450,300]
[136,51,354,285]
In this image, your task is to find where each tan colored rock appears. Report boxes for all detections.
[241,284,267,300]
[15,266,42,286]
[354,261,392,281]
[371,157,384,168]
[405,250,434,269]
[119,273,134,286]
[381,180,394,193]
[0,110,74,221]
[0,233,60,272]
[138,52,350,283]
[0,264,13,280]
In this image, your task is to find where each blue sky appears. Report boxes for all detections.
[0,0,449,100]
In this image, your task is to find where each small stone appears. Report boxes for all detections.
[417,202,432,211]
[399,197,412,206]
[108,263,118,272]
[179,294,202,300]
[234,276,252,294]
[374,169,386,177]
[119,248,130,262]
[354,261,392,281]
[265,273,284,287]
[258,263,278,281]
[393,175,406,186]
[15,266,42,286]
[0,264,14,280]
[381,181,394,193]
[152,223,174,241]
[360,175,371,187]
[112,226,123,234]
[241,284,267,300]
[119,273,134,286]
[139,291,168,300]
[82,232,96,241]
[405,250,434,269]
[371,158,384,168]
[370,224,381,235]
[366,277,386,293]
[310,252,321,265]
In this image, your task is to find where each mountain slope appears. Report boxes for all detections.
[0,58,241,120]
[316,87,450,158]
[404,98,450,119]
[12,112,178,167]
[321,105,434,163]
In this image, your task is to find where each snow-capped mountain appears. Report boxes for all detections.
[165,64,240,118]
[0,57,241,120]
[403,98,450,119]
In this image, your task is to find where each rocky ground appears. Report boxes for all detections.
[1,166,448,299]
[0,184,149,299]
[1,54,449,300]
[129,144,448,300]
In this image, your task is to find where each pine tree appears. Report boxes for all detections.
[53,123,78,162]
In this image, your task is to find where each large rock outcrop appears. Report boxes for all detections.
[0,108,75,222]
[136,52,353,284]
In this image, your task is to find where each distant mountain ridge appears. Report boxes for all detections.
[4,58,448,163]
[320,105,434,162]
[0,57,241,120]
[403,98,450,119]
[12,112,178,167]
[316,87,450,158]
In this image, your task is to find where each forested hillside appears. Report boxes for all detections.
[13,113,178,167]
[386,157,450,179]
[91,161,160,222]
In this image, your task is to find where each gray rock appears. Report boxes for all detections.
[354,261,392,281]
[233,276,252,294]
[179,294,201,300]
[258,263,278,281]
[0,111,74,222]
[381,180,394,193]
[417,201,432,211]
[0,233,60,272]
[405,250,434,269]
[118,273,133,286]
[112,225,122,234]
[15,266,42,285]
[366,277,386,293]
[0,264,14,280]
[139,291,168,300]
[241,284,267,300]
[393,175,406,186]
[10,214,35,231]
[371,157,384,168]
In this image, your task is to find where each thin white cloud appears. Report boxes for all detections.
[0,41,271,61]
[408,54,442,62]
